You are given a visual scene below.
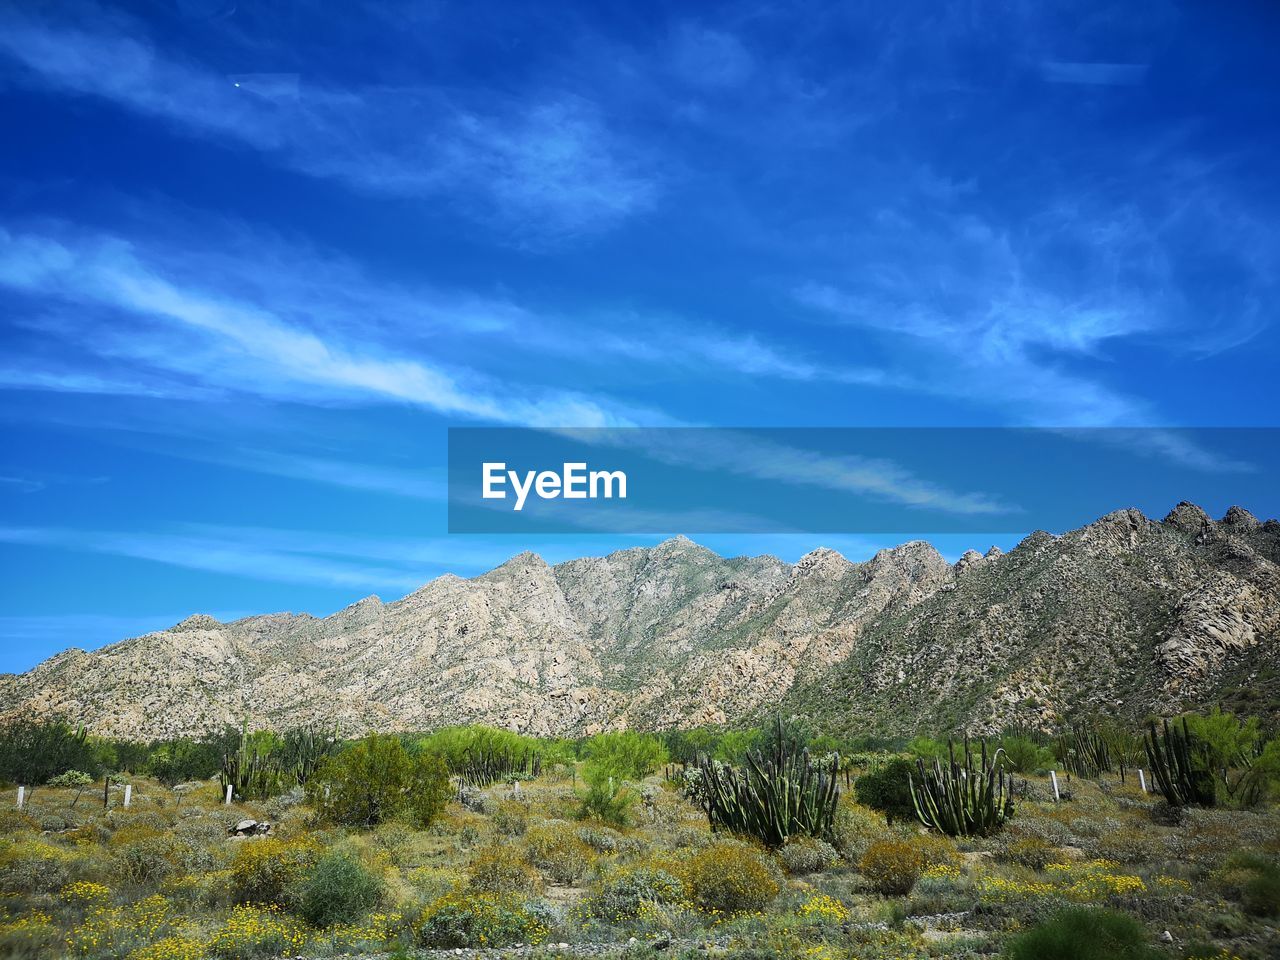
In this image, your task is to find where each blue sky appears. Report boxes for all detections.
[2,0,1278,672]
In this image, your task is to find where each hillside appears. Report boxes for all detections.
[2,503,1278,740]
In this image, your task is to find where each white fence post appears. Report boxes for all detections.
[123,784,132,808]
[1138,769,1147,793]
[16,786,25,809]
[1050,770,1061,801]
[225,784,233,805]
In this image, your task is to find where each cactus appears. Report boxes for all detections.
[909,737,1013,837]
[454,745,543,788]
[281,723,340,786]
[1053,724,1112,778]
[1144,717,1215,808]
[220,718,285,802]
[694,717,840,848]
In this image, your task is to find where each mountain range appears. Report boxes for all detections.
[3,502,1278,741]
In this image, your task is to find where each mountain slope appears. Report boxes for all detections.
[777,504,1280,736]
[2,504,1278,740]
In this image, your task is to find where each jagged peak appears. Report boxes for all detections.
[479,551,553,582]
[794,546,851,574]
[1162,500,1211,532]
[651,534,714,555]
[954,549,984,573]
[1091,507,1147,528]
[875,539,947,566]
[171,614,221,633]
[1222,505,1260,529]
[984,545,1004,559]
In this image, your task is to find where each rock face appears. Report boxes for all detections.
[2,504,1277,740]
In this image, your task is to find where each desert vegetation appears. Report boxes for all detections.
[0,711,1277,959]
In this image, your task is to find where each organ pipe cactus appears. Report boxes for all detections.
[909,737,1013,837]
[454,745,543,788]
[220,718,285,802]
[694,717,840,848]
[1054,724,1112,777]
[1144,717,1215,808]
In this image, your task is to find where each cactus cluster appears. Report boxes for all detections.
[220,719,339,801]
[910,737,1013,837]
[454,745,543,788]
[1144,717,1215,808]
[694,718,840,848]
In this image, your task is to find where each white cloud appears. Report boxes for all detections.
[0,11,655,240]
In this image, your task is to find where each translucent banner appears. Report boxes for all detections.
[447,427,1280,533]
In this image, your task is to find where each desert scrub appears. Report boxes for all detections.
[208,904,307,959]
[681,841,780,914]
[293,849,385,927]
[111,834,184,886]
[490,799,531,836]
[229,836,320,906]
[0,809,39,834]
[978,860,1146,903]
[415,890,550,948]
[796,892,850,923]
[321,910,404,950]
[831,799,890,864]
[1213,852,1280,918]
[125,935,206,960]
[0,839,73,894]
[778,835,837,874]
[1004,905,1164,960]
[0,911,57,955]
[524,820,596,883]
[467,844,541,894]
[997,834,1067,871]
[64,894,178,956]
[60,879,112,906]
[1090,826,1164,864]
[585,865,686,920]
[859,838,925,896]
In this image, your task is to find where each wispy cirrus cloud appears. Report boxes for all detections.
[0,225,653,427]
[0,524,442,593]
[0,9,655,241]
[0,522,653,596]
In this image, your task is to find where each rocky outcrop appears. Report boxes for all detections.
[2,504,1277,739]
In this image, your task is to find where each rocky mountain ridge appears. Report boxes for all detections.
[3,503,1278,740]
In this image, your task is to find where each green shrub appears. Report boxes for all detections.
[855,757,916,824]
[295,850,384,927]
[1218,852,1280,918]
[588,867,685,919]
[859,839,925,896]
[577,771,637,827]
[1004,906,1164,960]
[999,737,1054,774]
[682,842,780,914]
[308,734,451,828]
[581,731,668,781]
